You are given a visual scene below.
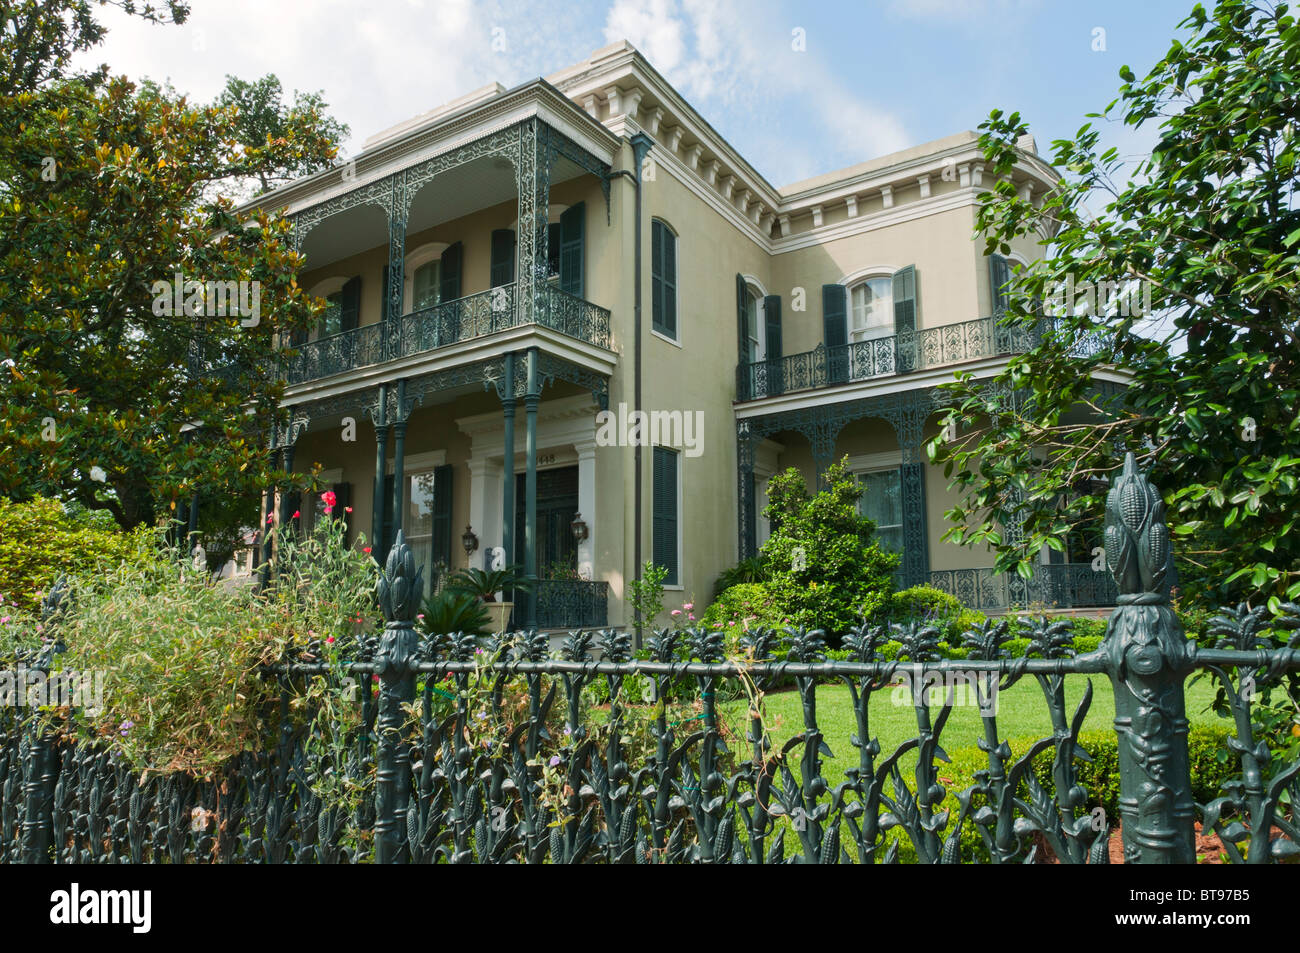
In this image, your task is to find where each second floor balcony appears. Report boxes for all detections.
[284,282,611,385]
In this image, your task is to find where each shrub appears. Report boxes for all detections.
[627,561,668,627]
[760,459,898,638]
[886,584,964,622]
[700,583,784,637]
[712,555,767,599]
[0,497,153,613]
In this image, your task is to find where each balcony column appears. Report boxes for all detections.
[516,118,552,328]
[523,348,540,628]
[892,393,931,589]
[575,439,597,580]
[736,422,757,559]
[391,378,411,546]
[501,353,516,568]
[386,174,407,358]
[369,384,389,561]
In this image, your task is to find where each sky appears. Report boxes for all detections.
[74,0,1198,188]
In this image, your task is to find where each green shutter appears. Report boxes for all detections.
[651,221,676,337]
[559,202,584,296]
[432,464,453,567]
[763,293,784,395]
[735,274,751,398]
[662,225,676,337]
[652,447,679,585]
[988,254,1010,315]
[822,284,848,383]
[893,265,918,373]
[490,229,515,287]
[340,275,361,332]
[440,242,462,301]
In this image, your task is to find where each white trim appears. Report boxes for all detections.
[844,450,902,471]
[386,449,447,475]
[650,328,683,349]
[741,276,765,361]
[838,265,900,287]
[773,189,980,254]
[307,275,350,298]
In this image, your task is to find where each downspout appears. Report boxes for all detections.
[615,133,654,648]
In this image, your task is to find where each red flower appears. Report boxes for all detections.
[321,490,337,514]
[266,513,274,524]
[292,510,300,519]
[345,506,353,513]
[363,546,372,554]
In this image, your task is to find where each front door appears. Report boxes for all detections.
[515,466,579,575]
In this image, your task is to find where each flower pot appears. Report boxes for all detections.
[485,601,513,633]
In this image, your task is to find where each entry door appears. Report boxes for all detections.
[515,466,579,573]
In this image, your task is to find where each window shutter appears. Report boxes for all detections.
[651,221,676,338]
[559,202,585,296]
[892,265,918,373]
[440,242,462,301]
[822,284,848,383]
[662,226,677,337]
[988,254,1010,315]
[652,447,679,585]
[735,274,749,363]
[432,464,453,567]
[490,229,515,287]
[340,275,361,332]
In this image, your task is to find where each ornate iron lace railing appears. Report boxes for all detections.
[737,315,1096,401]
[929,563,1118,612]
[284,282,612,385]
[533,579,610,629]
[4,456,1298,864]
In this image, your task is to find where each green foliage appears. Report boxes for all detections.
[627,561,668,627]
[711,555,767,599]
[0,14,346,541]
[886,584,964,621]
[700,583,786,639]
[30,512,378,777]
[444,565,535,602]
[935,0,1300,609]
[418,590,490,638]
[760,458,899,636]
[0,496,153,613]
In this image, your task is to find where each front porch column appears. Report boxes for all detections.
[523,348,540,627]
[501,353,516,567]
[391,379,410,544]
[370,384,389,560]
[467,456,502,570]
[575,439,597,580]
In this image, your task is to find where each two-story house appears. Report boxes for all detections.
[240,41,1115,630]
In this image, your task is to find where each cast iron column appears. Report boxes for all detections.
[391,379,408,545]
[370,384,389,560]
[1102,452,1196,863]
[501,353,516,567]
[524,348,539,627]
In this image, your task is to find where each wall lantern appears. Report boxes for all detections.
[570,513,589,542]
[461,524,479,557]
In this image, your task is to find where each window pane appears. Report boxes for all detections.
[407,471,436,536]
[857,470,903,553]
[850,278,893,341]
[745,292,759,362]
[413,262,440,310]
[319,292,343,338]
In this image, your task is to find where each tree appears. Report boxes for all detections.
[0,11,346,537]
[934,0,1300,610]
[760,458,899,636]
[217,74,350,198]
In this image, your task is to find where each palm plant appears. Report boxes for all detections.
[418,590,490,637]
[444,565,536,603]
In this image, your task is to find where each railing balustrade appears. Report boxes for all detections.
[928,563,1118,612]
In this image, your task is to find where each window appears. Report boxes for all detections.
[849,277,893,342]
[857,469,903,555]
[745,288,761,362]
[413,260,440,310]
[651,219,677,338]
[652,446,679,585]
[404,466,453,596]
[317,291,343,338]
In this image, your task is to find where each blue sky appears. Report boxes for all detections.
[80,0,1197,186]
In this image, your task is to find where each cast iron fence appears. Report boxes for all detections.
[532,579,609,629]
[2,454,1298,863]
[928,564,1118,612]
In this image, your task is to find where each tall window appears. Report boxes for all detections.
[317,291,343,338]
[653,447,680,585]
[745,288,761,362]
[651,219,677,338]
[857,469,903,555]
[412,260,440,310]
[404,467,452,596]
[849,277,893,342]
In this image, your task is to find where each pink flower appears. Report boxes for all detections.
[266,513,274,524]
[326,636,335,644]
[321,490,337,514]
[344,506,353,513]
[671,609,681,617]
[683,602,694,611]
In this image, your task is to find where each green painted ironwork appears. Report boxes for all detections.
[4,456,1299,864]
[928,564,1118,612]
[533,580,610,629]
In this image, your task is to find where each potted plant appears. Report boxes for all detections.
[444,565,536,633]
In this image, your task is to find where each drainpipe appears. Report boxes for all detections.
[617,133,654,648]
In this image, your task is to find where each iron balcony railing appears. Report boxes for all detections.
[736,315,1099,401]
[927,563,1118,613]
[530,579,610,629]
[284,282,612,385]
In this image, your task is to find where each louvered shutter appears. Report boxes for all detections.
[490,229,515,287]
[652,447,679,585]
[559,203,584,296]
[440,242,462,300]
[340,275,361,332]
[893,265,918,373]
[763,294,784,395]
[822,284,848,384]
[432,465,453,568]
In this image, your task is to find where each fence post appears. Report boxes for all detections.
[373,531,422,864]
[1100,453,1196,863]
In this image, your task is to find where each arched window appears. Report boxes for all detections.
[849,275,894,342]
[651,219,678,339]
[744,282,762,362]
[412,260,440,310]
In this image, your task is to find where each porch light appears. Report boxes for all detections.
[461,524,479,557]
[570,513,588,542]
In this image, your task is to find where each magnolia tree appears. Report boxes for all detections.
[934,0,1300,609]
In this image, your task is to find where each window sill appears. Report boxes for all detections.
[651,328,682,348]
